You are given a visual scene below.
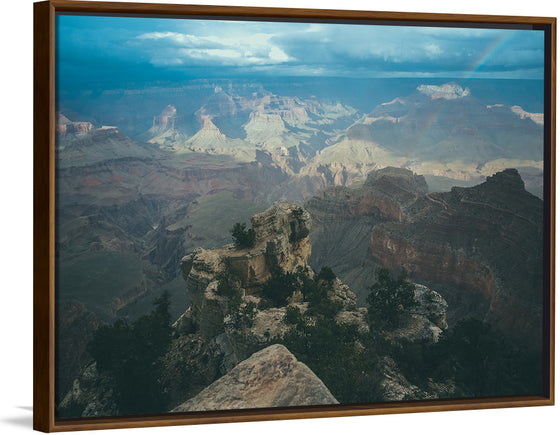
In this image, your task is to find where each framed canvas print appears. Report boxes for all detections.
[33,0,556,432]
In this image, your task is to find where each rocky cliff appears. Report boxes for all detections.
[56,125,159,169]
[307,167,543,348]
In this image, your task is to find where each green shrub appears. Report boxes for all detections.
[284,305,305,326]
[261,268,298,307]
[230,222,256,249]
[386,318,543,398]
[291,208,304,219]
[240,301,257,328]
[281,316,378,403]
[317,266,336,282]
[366,268,416,328]
[441,318,542,396]
[289,208,309,242]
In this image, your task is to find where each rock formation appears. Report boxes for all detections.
[57,200,450,417]
[307,167,543,348]
[375,356,456,401]
[53,78,547,417]
[56,112,93,136]
[416,82,471,100]
[184,117,248,153]
[303,82,543,195]
[172,202,325,376]
[170,201,449,408]
[172,344,338,412]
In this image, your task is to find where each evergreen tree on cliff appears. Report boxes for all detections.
[367,268,416,328]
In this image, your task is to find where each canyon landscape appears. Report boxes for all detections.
[53,14,548,418]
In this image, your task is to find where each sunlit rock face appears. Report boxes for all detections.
[171,344,338,412]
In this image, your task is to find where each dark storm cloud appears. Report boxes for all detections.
[56,15,545,90]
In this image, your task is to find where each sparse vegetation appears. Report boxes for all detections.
[366,268,416,328]
[226,293,257,330]
[261,267,299,307]
[317,266,336,283]
[87,291,172,415]
[230,222,256,249]
[261,266,342,318]
[283,305,305,326]
[385,317,543,398]
[281,315,379,403]
[291,208,304,220]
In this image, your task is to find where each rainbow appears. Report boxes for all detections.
[404,30,519,159]
[466,30,517,80]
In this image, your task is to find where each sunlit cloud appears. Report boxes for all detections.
[136,29,294,67]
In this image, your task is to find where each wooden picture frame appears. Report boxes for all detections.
[34,0,556,432]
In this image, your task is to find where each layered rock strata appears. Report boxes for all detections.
[307,167,543,348]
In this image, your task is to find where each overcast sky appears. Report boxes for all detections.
[56,14,545,88]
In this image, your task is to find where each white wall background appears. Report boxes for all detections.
[0,0,557,434]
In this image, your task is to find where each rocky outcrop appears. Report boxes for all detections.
[373,285,452,401]
[172,344,338,412]
[335,307,369,335]
[385,284,448,344]
[170,202,379,404]
[177,202,312,340]
[181,202,312,297]
[326,277,357,309]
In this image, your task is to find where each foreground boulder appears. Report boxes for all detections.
[171,344,338,412]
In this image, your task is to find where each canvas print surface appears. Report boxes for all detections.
[54,13,546,418]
